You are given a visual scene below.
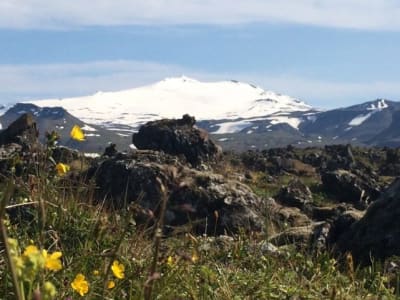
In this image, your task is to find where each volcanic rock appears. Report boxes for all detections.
[86,150,263,235]
[132,114,221,166]
[336,178,400,264]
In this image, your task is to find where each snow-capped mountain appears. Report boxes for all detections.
[1,77,400,152]
[27,76,314,134]
[299,99,400,145]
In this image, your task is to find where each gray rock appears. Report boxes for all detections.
[277,179,313,209]
[321,169,381,209]
[86,150,263,235]
[336,178,400,265]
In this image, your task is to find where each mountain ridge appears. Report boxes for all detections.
[0,77,399,152]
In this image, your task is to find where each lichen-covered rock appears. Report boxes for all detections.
[132,114,221,166]
[336,178,400,265]
[321,169,381,209]
[86,150,263,235]
[277,179,313,209]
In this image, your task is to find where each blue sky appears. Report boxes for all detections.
[0,1,400,108]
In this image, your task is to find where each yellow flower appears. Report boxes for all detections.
[70,125,85,141]
[167,256,174,267]
[56,163,70,176]
[42,250,62,271]
[23,245,40,256]
[107,280,116,289]
[71,273,89,297]
[42,281,57,299]
[191,252,199,263]
[111,260,125,279]
[93,269,100,276]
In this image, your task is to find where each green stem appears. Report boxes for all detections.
[0,182,23,300]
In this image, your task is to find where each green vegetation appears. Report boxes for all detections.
[0,127,398,299]
[0,169,397,299]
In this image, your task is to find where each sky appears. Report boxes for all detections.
[0,0,400,108]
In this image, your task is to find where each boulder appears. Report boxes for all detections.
[132,114,221,166]
[265,198,313,234]
[321,169,381,209]
[327,209,364,245]
[336,178,400,264]
[86,150,263,235]
[324,144,355,170]
[269,224,318,247]
[277,179,313,209]
[0,114,40,178]
[0,113,39,148]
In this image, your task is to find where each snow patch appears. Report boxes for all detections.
[84,153,100,158]
[213,120,252,134]
[81,125,97,132]
[349,112,374,126]
[349,99,389,127]
[267,116,302,129]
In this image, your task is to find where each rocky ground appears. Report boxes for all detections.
[2,112,400,270]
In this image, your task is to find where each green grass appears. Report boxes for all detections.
[0,147,398,300]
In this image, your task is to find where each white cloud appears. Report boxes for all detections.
[0,0,399,30]
[0,61,187,101]
[0,60,399,108]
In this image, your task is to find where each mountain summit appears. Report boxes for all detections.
[28,76,313,132]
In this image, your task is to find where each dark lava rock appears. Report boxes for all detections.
[277,179,313,209]
[324,144,355,170]
[265,198,312,234]
[336,178,400,265]
[321,169,381,209]
[0,113,39,148]
[328,209,364,245]
[86,150,263,235]
[132,114,221,166]
[51,146,80,163]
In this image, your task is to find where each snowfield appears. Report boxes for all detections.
[28,76,312,133]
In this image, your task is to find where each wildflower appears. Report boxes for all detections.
[22,244,45,281]
[42,250,62,271]
[93,269,100,276]
[111,260,125,279]
[71,273,89,297]
[167,256,174,267]
[191,251,199,263]
[42,281,57,299]
[70,125,85,141]
[107,280,116,289]
[56,163,70,176]
[23,245,40,256]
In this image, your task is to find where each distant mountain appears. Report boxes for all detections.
[1,77,399,152]
[300,99,400,146]
[27,76,315,133]
[0,103,129,153]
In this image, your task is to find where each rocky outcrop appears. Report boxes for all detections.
[336,178,400,264]
[265,198,312,234]
[132,114,221,166]
[277,179,313,209]
[321,169,381,209]
[86,150,263,235]
[0,113,39,148]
